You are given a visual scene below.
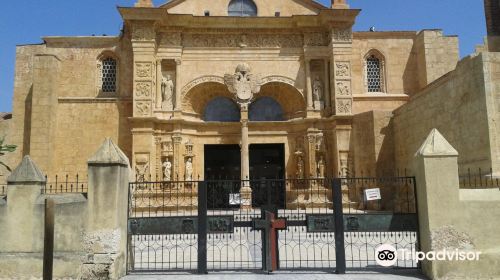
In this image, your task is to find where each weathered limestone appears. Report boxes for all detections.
[84,138,130,279]
[414,129,500,279]
[0,156,87,278]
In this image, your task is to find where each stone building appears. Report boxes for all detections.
[1,0,499,183]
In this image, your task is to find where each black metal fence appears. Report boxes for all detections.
[459,168,500,189]
[127,176,419,273]
[42,175,88,195]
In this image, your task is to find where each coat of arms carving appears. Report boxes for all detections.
[224,63,262,104]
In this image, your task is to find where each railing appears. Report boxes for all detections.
[0,184,6,196]
[459,168,500,189]
[42,175,88,195]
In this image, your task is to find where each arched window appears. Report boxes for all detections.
[364,50,386,93]
[102,58,117,93]
[228,0,257,17]
[249,97,284,122]
[204,97,241,122]
[97,52,118,95]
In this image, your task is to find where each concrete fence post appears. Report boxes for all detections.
[413,129,460,278]
[0,156,46,276]
[81,138,130,280]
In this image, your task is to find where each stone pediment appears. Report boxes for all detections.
[159,0,326,17]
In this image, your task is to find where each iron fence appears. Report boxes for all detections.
[459,168,500,189]
[42,175,88,195]
[127,177,419,273]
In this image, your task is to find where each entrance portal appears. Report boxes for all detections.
[204,144,241,179]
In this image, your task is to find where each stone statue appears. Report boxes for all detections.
[296,156,305,179]
[162,159,172,182]
[185,157,193,181]
[313,76,323,103]
[161,74,174,110]
[317,155,325,178]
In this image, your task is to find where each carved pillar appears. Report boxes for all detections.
[155,136,162,180]
[172,134,182,180]
[174,59,182,110]
[331,28,353,116]
[156,60,162,109]
[307,132,317,178]
[132,21,156,117]
[305,59,313,110]
[240,107,252,210]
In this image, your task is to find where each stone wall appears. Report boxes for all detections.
[393,52,500,173]
[0,140,130,279]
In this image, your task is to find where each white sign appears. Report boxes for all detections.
[364,188,382,201]
[229,193,241,205]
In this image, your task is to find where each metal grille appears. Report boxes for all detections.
[42,175,88,195]
[102,58,117,93]
[366,55,382,92]
[127,177,420,273]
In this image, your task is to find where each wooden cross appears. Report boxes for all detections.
[252,210,287,272]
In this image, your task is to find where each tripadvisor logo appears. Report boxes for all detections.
[375,244,481,267]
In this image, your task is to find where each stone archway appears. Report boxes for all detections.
[182,81,233,118]
[256,82,306,120]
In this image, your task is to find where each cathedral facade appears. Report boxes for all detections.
[3,0,498,185]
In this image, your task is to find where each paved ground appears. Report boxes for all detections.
[123,269,427,280]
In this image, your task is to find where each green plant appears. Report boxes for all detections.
[0,137,16,172]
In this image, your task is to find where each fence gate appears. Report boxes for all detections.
[127,177,419,273]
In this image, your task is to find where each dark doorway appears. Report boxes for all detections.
[249,144,285,179]
[250,144,285,208]
[204,144,241,179]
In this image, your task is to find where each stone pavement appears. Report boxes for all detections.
[123,269,427,280]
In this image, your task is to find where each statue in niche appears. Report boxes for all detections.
[185,157,193,181]
[312,76,323,103]
[296,155,305,179]
[317,155,325,178]
[162,159,172,182]
[161,74,175,110]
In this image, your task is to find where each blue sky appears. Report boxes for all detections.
[0,0,486,113]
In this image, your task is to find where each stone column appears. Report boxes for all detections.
[172,134,182,180]
[414,129,460,278]
[305,59,313,111]
[156,59,162,109]
[240,106,252,210]
[323,59,331,112]
[85,138,130,279]
[1,156,46,254]
[174,59,182,111]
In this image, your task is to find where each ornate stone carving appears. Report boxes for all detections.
[136,101,151,116]
[336,99,352,114]
[304,32,329,46]
[132,24,155,41]
[332,28,353,42]
[135,82,151,98]
[161,74,175,110]
[136,63,152,78]
[261,75,296,88]
[183,33,303,48]
[335,62,351,78]
[135,155,149,182]
[336,81,351,96]
[181,76,225,96]
[160,32,182,46]
[224,63,262,104]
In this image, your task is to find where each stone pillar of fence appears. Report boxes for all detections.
[0,156,46,275]
[414,129,460,278]
[82,138,130,279]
